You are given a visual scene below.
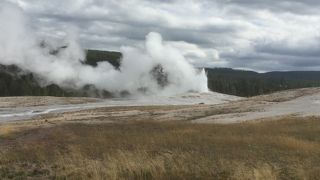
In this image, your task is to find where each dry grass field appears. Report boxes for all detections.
[1,116,320,179]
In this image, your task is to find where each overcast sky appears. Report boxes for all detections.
[5,0,320,72]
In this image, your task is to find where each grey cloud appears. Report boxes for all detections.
[255,42,320,58]
[225,0,320,14]
[223,51,320,72]
[4,0,320,72]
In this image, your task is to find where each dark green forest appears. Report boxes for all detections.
[0,50,121,97]
[1,50,320,97]
[85,50,121,68]
[206,68,320,97]
[0,66,68,97]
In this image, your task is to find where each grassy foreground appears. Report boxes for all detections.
[1,117,320,179]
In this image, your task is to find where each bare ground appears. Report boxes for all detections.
[1,87,319,128]
[0,96,100,108]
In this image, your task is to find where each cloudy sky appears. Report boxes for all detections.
[5,0,320,72]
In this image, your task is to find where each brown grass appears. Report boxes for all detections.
[1,117,320,179]
[0,125,17,137]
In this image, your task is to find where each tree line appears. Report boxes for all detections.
[0,50,121,97]
[206,68,320,97]
[1,50,320,97]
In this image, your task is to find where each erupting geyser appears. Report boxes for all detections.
[0,2,208,97]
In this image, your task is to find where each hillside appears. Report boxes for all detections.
[85,49,121,68]
[206,68,320,97]
[1,50,320,97]
[0,50,121,97]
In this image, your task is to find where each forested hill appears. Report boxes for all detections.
[0,50,122,97]
[1,49,320,97]
[206,68,320,97]
[85,50,121,68]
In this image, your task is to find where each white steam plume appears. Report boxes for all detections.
[0,2,208,96]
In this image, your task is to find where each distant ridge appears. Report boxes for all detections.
[206,68,320,97]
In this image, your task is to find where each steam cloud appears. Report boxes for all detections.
[0,2,208,96]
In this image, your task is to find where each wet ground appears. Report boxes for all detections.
[0,91,240,122]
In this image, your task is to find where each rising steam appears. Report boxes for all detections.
[0,2,208,96]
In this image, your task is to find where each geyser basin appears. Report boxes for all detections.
[0,91,241,122]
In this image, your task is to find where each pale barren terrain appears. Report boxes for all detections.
[0,96,100,108]
[1,87,319,126]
